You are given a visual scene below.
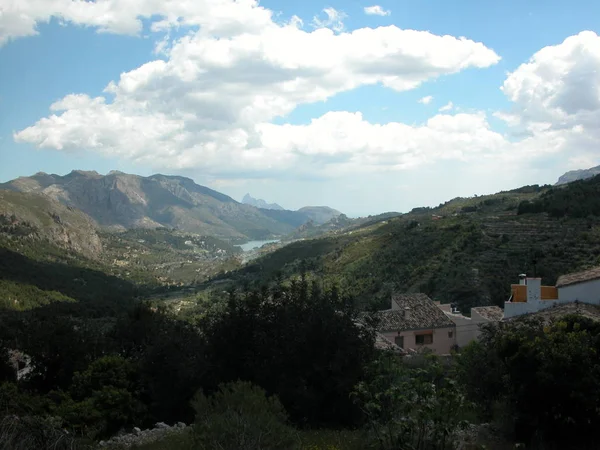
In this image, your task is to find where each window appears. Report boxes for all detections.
[415,333,433,345]
[394,335,404,348]
[448,331,453,338]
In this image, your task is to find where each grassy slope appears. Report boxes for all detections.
[215,184,600,311]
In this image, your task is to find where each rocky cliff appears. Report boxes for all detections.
[1,171,297,240]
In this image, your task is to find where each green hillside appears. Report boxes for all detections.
[212,180,600,312]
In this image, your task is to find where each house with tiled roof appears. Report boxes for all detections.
[372,293,456,354]
[437,303,503,347]
[504,267,600,318]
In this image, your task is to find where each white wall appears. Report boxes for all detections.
[504,278,600,318]
[559,278,600,303]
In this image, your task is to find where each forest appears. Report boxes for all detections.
[2,267,600,449]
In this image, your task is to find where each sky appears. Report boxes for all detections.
[1,1,600,216]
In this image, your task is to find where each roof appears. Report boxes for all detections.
[373,293,455,332]
[472,306,504,321]
[556,266,600,288]
[506,302,600,323]
[374,333,408,355]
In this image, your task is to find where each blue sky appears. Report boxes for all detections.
[1,0,600,216]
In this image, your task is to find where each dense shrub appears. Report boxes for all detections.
[354,353,469,450]
[0,415,84,450]
[192,381,296,450]
[456,316,600,449]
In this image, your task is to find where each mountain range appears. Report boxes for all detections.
[556,164,600,185]
[0,170,342,241]
[242,193,284,210]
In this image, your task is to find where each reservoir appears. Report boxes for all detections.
[236,239,280,252]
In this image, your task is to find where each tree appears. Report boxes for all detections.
[353,353,469,450]
[0,345,14,383]
[55,355,145,439]
[201,277,375,427]
[112,304,207,426]
[192,381,296,450]
[456,316,600,449]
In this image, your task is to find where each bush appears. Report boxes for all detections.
[353,353,470,450]
[0,415,85,450]
[191,381,297,450]
[456,316,600,449]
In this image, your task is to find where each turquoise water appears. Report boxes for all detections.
[236,239,280,252]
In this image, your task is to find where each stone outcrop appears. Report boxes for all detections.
[99,422,188,448]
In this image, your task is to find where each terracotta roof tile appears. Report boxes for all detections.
[372,293,455,331]
[556,266,600,287]
[471,306,503,321]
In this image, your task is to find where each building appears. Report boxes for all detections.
[505,301,600,324]
[438,303,503,347]
[504,267,600,318]
[556,266,600,302]
[372,293,457,354]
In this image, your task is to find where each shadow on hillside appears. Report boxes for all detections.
[0,248,139,317]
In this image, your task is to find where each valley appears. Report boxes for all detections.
[2,169,600,450]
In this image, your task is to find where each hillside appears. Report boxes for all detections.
[0,171,298,240]
[100,228,242,286]
[297,206,342,224]
[209,181,600,312]
[556,164,600,185]
[0,189,102,258]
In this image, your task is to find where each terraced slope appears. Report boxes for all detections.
[214,183,600,311]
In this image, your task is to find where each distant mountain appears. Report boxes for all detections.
[242,193,284,210]
[0,171,298,240]
[556,165,600,185]
[258,205,342,228]
[297,206,342,224]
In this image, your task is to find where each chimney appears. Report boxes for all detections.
[519,273,527,285]
[526,277,541,302]
[403,307,411,320]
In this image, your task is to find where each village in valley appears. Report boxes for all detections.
[371,266,600,356]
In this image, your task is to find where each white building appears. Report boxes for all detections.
[504,267,600,319]
[436,303,503,348]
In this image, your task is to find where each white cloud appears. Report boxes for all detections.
[364,5,391,16]
[14,3,501,180]
[418,95,434,105]
[0,0,274,46]
[439,101,454,112]
[312,7,347,33]
[497,31,600,162]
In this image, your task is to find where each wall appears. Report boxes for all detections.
[444,311,495,348]
[381,326,456,355]
[505,278,600,318]
[559,278,600,303]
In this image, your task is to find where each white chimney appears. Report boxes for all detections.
[404,307,411,320]
[526,278,541,302]
[519,273,527,285]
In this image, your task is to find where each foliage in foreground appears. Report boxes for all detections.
[192,381,297,450]
[200,277,376,427]
[0,415,85,450]
[457,314,600,449]
[354,353,469,450]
